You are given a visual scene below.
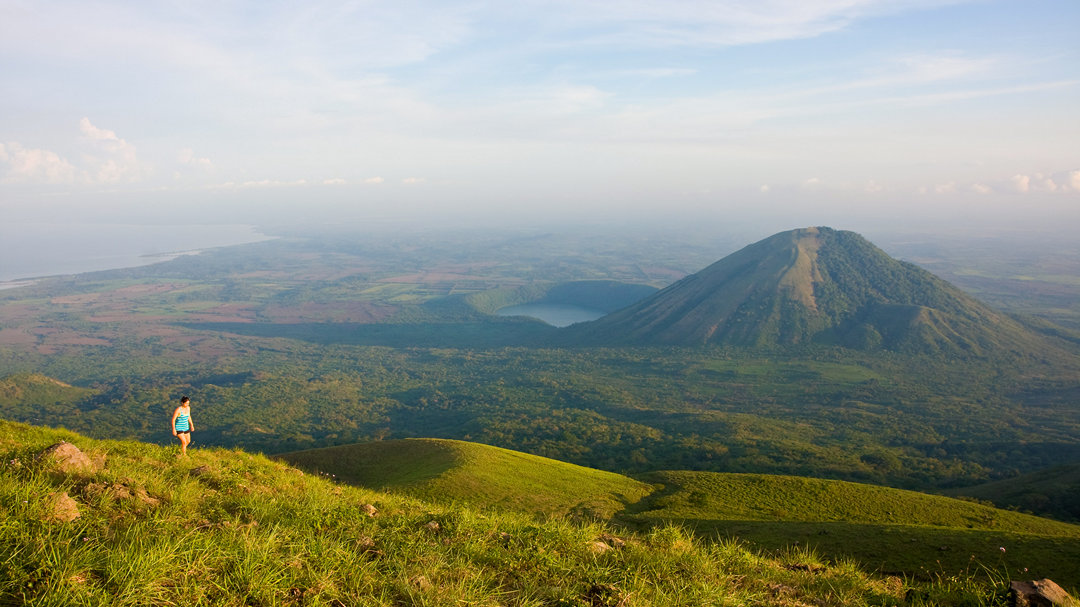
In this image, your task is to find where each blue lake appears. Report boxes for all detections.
[495,303,606,327]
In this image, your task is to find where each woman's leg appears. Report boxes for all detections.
[178,432,191,456]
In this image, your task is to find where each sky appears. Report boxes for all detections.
[1,0,1078,232]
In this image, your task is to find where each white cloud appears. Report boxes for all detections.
[802,177,822,187]
[402,177,425,185]
[323,178,346,185]
[1007,172,1080,194]
[363,176,385,184]
[533,0,978,48]
[177,148,213,170]
[970,183,992,194]
[864,180,883,193]
[1034,173,1058,192]
[211,179,308,189]
[934,182,956,194]
[79,117,145,183]
[759,184,770,193]
[0,141,78,184]
[80,118,120,142]
[1068,170,1080,192]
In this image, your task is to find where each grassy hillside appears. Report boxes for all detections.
[623,470,1080,587]
[279,438,654,519]
[283,439,1080,589]
[947,463,1080,523]
[629,471,1080,534]
[0,419,1014,607]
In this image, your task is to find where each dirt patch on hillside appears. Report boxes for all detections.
[0,328,37,346]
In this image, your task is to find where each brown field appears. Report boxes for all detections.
[261,302,397,323]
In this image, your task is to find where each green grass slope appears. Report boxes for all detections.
[3,419,994,607]
[282,439,1080,589]
[947,463,1080,523]
[630,471,1080,533]
[279,438,653,519]
[623,470,1080,587]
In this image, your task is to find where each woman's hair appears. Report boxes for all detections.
[180,396,190,404]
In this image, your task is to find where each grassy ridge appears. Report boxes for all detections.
[629,471,1080,535]
[946,463,1080,523]
[2,419,990,606]
[282,440,1080,589]
[280,438,653,519]
[624,471,1080,587]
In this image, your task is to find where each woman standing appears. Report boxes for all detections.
[171,396,194,456]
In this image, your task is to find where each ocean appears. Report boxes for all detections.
[0,223,272,284]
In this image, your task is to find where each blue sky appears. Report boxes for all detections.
[1,0,1077,230]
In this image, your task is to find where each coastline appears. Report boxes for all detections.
[0,223,274,285]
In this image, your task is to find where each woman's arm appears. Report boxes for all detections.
[170,407,179,435]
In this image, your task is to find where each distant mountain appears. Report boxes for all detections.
[569,226,1065,357]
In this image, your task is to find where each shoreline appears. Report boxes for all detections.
[0,223,274,286]
[0,247,210,289]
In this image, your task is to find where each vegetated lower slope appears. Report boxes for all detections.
[278,438,653,519]
[570,227,1069,358]
[2,420,974,607]
[946,463,1080,523]
[0,372,94,407]
[283,438,1080,589]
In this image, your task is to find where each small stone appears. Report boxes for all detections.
[588,540,613,554]
[1010,579,1078,607]
[423,520,441,533]
[360,503,378,517]
[598,533,627,549]
[36,442,101,474]
[410,575,432,591]
[45,491,80,523]
[586,583,629,606]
